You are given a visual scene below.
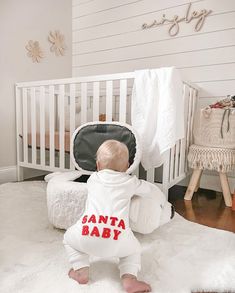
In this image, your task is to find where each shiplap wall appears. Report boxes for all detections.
[72,0,235,100]
[72,0,235,190]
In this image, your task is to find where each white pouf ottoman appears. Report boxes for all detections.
[46,172,87,229]
[46,171,172,233]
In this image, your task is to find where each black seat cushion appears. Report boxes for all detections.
[73,123,137,172]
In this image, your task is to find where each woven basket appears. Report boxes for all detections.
[194,108,235,149]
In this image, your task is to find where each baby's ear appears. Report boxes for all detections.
[96,161,100,171]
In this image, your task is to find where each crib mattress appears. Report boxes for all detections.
[26,131,71,153]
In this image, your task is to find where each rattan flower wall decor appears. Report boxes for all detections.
[48,30,66,56]
[25,40,44,63]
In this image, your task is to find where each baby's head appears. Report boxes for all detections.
[96,140,129,172]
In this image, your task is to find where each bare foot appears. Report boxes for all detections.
[68,267,89,284]
[122,274,151,293]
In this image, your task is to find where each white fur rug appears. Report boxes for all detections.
[0,181,235,293]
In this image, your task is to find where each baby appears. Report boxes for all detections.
[64,139,170,292]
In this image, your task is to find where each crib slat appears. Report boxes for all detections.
[69,84,76,169]
[169,146,175,182]
[69,84,76,136]
[146,168,155,183]
[49,85,55,167]
[179,138,185,175]
[179,84,188,175]
[162,149,170,197]
[186,88,193,148]
[16,86,23,180]
[59,84,65,169]
[190,89,197,144]
[106,80,113,121]
[119,79,127,122]
[81,83,87,124]
[31,88,37,164]
[39,86,45,166]
[179,85,185,173]
[174,140,180,178]
[185,88,197,173]
[185,87,193,172]
[93,82,100,121]
[189,87,194,146]
[22,88,28,163]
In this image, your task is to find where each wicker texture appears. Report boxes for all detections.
[194,108,235,149]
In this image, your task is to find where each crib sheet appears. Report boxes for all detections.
[26,132,71,153]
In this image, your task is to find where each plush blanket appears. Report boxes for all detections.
[1,181,234,293]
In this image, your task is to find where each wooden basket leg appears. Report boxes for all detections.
[194,171,202,192]
[219,172,232,207]
[184,169,203,201]
[184,200,196,221]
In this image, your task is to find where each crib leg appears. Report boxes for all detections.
[17,166,24,181]
[162,150,170,200]
[184,169,203,201]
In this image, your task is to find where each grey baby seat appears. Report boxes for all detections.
[71,122,141,175]
[46,121,171,234]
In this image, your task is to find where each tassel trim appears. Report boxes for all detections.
[188,144,235,173]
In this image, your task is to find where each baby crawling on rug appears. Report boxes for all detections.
[63,140,173,293]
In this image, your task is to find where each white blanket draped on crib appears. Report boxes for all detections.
[131,67,184,170]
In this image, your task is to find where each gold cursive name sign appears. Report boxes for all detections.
[142,3,212,36]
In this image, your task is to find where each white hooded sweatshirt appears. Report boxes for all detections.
[64,169,167,259]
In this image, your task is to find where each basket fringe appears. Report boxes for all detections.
[188,145,235,173]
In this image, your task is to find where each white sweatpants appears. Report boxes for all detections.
[63,240,141,277]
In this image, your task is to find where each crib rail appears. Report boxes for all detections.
[16,72,198,196]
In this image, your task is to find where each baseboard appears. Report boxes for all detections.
[179,171,235,192]
[0,166,17,184]
[23,167,48,180]
[0,166,49,184]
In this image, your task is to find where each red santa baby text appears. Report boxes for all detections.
[81,214,125,240]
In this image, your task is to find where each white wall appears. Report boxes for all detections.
[72,0,235,191]
[0,0,72,180]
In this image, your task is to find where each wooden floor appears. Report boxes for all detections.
[168,185,235,233]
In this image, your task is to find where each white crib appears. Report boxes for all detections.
[15,71,198,195]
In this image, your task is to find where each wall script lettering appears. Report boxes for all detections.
[142,3,212,36]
